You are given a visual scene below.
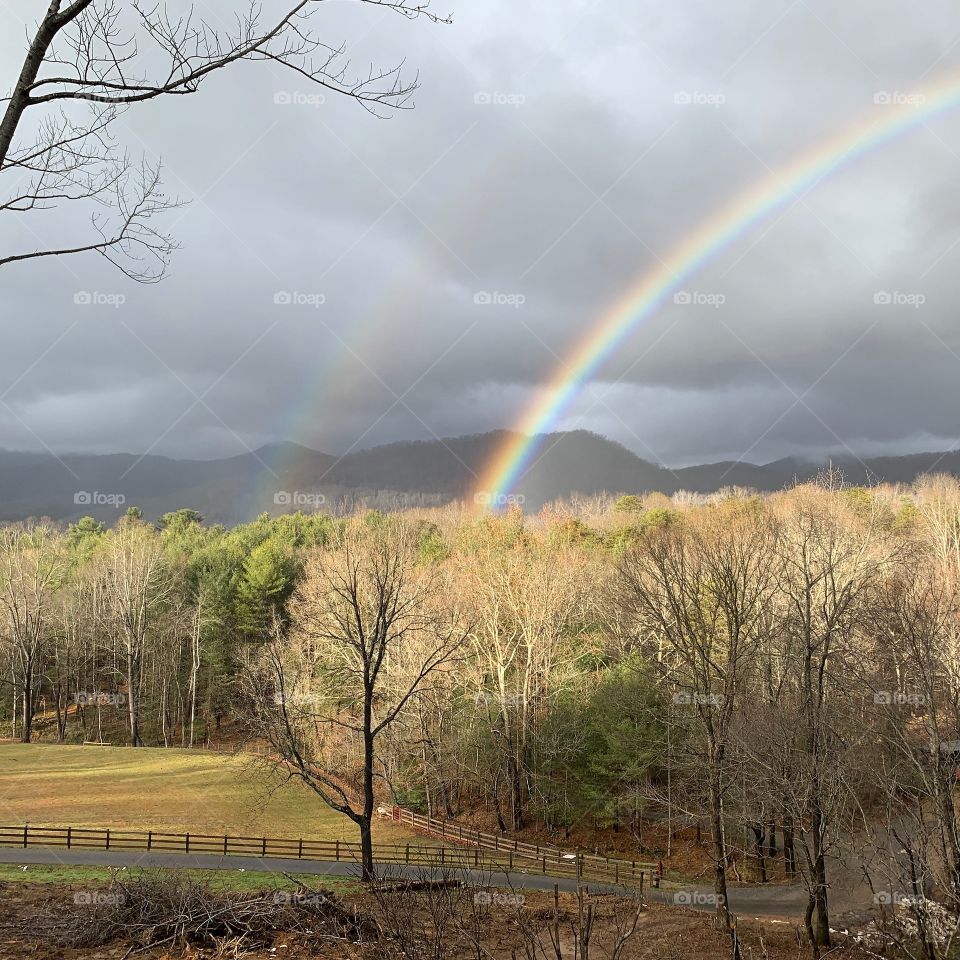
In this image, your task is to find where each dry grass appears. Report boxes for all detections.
[0,743,418,842]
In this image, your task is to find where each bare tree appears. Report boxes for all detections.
[461,533,590,831]
[95,517,173,745]
[865,566,960,911]
[615,501,777,932]
[0,524,66,741]
[242,521,466,880]
[770,482,898,952]
[1,0,448,279]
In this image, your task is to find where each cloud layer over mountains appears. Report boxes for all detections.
[2,0,960,474]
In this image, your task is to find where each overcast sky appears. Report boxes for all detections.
[3,0,960,467]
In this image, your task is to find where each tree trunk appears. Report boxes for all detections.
[508,751,524,831]
[189,605,201,748]
[20,670,32,743]
[708,770,732,930]
[361,687,375,882]
[803,898,819,960]
[160,677,170,747]
[810,803,831,948]
[359,812,374,883]
[0,2,61,166]
[126,649,142,746]
[751,824,767,883]
[54,682,67,742]
[783,817,797,878]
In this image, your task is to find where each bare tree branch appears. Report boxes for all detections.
[1,0,449,280]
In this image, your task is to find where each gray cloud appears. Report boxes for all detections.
[2,0,960,469]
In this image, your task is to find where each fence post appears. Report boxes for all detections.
[66,827,71,850]
[105,829,110,851]
[262,837,267,857]
[405,843,410,865]
[298,838,303,859]
[335,839,340,862]
[147,831,152,851]
[22,826,27,849]
[509,851,513,872]
[223,835,227,855]
[186,833,190,853]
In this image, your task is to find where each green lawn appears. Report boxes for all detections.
[0,743,417,843]
[0,862,360,892]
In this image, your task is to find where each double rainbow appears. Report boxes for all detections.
[475,76,960,504]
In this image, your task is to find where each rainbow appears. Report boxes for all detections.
[476,76,960,505]
[258,140,518,509]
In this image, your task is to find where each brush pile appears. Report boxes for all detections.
[53,871,375,953]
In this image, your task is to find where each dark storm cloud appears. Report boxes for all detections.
[2,0,960,467]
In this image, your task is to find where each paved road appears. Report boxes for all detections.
[0,847,628,893]
[0,847,823,919]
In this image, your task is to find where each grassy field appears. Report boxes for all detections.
[0,743,418,842]
[0,862,361,892]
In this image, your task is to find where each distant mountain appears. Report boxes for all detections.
[0,430,958,523]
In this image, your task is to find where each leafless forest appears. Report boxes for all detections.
[3,476,960,955]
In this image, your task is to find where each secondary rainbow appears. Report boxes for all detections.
[476,75,960,505]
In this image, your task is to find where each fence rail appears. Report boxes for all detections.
[0,824,651,888]
[382,807,659,888]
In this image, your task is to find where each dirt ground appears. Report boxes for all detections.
[0,878,881,960]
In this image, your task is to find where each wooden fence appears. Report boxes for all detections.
[382,806,659,888]
[0,824,652,888]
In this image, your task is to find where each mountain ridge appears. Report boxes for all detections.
[0,430,957,523]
